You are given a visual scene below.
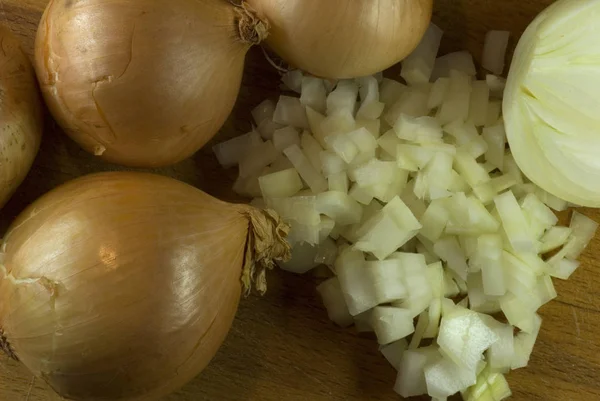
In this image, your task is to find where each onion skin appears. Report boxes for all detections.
[246,0,433,79]
[0,26,43,209]
[34,0,268,168]
[0,172,290,401]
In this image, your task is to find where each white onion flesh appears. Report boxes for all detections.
[214,25,598,400]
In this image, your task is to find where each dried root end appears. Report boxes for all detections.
[0,329,18,361]
[242,208,291,296]
[235,2,270,45]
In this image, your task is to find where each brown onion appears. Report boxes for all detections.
[34,0,268,167]
[0,172,290,400]
[0,26,44,208]
[246,0,433,79]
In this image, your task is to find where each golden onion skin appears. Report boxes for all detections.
[247,0,433,79]
[34,0,266,167]
[0,26,43,209]
[0,173,250,400]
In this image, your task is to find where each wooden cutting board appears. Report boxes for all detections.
[0,1,598,400]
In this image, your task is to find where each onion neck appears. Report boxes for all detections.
[235,2,269,46]
[241,207,291,295]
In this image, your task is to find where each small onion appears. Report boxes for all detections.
[0,26,43,208]
[247,0,433,79]
[34,0,268,167]
[0,172,290,401]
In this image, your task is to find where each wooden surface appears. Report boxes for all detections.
[0,1,599,400]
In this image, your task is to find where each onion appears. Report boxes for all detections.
[0,172,290,401]
[0,26,43,208]
[503,0,600,207]
[34,0,268,167]
[246,0,433,79]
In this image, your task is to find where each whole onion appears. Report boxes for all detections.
[34,0,268,167]
[246,0,433,79]
[0,26,43,208]
[0,172,290,400]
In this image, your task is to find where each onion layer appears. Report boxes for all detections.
[0,26,44,208]
[247,0,433,79]
[34,0,268,167]
[0,172,290,401]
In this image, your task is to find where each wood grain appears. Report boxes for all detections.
[0,1,599,400]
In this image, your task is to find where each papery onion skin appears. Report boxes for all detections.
[34,0,268,168]
[503,0,600,207]
[0,172,289,401]
[0,26,43,209]
[246,0,433,79]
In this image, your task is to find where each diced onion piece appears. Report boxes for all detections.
[335,248,376,316]
[252,99,276,125]
[355,213,415,261]
[380,78,407,110]
[213,131,262,168]
[485,100,502,127]
[548,258,580,280]
[482,31,510,75]
[468,81,490,127]
[355,118,381,138]
[394,346,440,398]
[477,234,507,296]
[273,95,309,128]
[316,191,363,225]
[350,159,396,188]
[320,151,347,176]
[491,175,517,194]
[499,293,537,333]
[300,131,324,172]
[539,226,571,254]
[385,86,431,126]
[327,80,358,116]
[511,314,542,369]
[258,168,303,199]
[409,311,430,349]
[349,184,374,205]
[437,70,471,124]
[239,140,279,178]
[280,242,319,273]
[317,277,354,327]
[486,75,506,99]
[434,236,468,281]
[424,298,442,338]
[380,339,408,370]
[437,307,498,370]
[535,187,568,212]
[328,171,348,193]
[401,23,444,85]
[321,111,356,138]
[378,129,402,157]
[565,212,598,259]
[425,356,477,399]
[315,235,337,263]
[432,51,477,80]
[366,259,407,304]
[455,150,491,188]
[370,306,415,345]
[284,145,328,193]
[305,107,328,147]
[300,76,327,114]
[281,70,303,93]
[357,76,385,120]
[494,191,535,252]
[421,200,450,242]
[482,124,506,170]
[273,126,301,151]
[428,77,450,110]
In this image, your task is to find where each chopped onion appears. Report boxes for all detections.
[217,29,598,400]
[482,31,510,75]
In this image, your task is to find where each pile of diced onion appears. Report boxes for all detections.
[214,25,598,401]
